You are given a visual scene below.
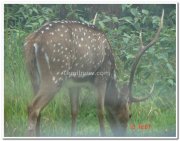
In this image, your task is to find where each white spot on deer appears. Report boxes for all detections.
[65,29,68,33]
[94,47,96,51]
[79,44,81,47]
[45,27,49,30]
[62,60,65,62]
[65,48,68,51]
[113,71,117,80]
[50,40,53,43]
[75,63,78,66]
[44,52,50,70]
[41,30,44,34]
[24,42,29,48]
[58,43,61,46]
[34,43,41,78]
[69,39,71,42]
[102,39,106,43]
[50,32,54,35]
[57,28,60,31]
[53,49,56,53]
[53,21,58,23]
[88,36,90,39]
[53,44,56,47]
[49,24,52,26]
[88,46,90,50]
[61,25,64,28]
[53,58,56,62]
[52,76,55,81]
[61,34,64,37]
[41,48,44,52]
[54,80,58,84]
[81,38,84,41]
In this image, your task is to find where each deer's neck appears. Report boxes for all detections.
[105,71,120,107]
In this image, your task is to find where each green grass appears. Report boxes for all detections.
[4,26,176,137]
[4,80,176,137]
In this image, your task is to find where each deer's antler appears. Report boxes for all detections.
[129,10,164,103]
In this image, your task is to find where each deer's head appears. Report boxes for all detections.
[105,10,164,136]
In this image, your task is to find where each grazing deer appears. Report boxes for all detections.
[24,10,164,137]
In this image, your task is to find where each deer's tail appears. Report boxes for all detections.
[24,33,40,95]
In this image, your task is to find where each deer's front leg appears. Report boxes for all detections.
[95,81,107,136]
[69,87,80,136]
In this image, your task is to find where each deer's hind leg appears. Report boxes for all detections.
[28,71,41,136]
[27,82,61,136]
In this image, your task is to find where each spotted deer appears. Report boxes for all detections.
[24,11,164,137]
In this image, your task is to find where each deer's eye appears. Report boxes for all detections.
[129,113,132,118]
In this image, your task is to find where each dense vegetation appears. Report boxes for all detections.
[4,4,176,137]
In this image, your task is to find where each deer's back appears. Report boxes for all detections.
[25,21,115,85]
